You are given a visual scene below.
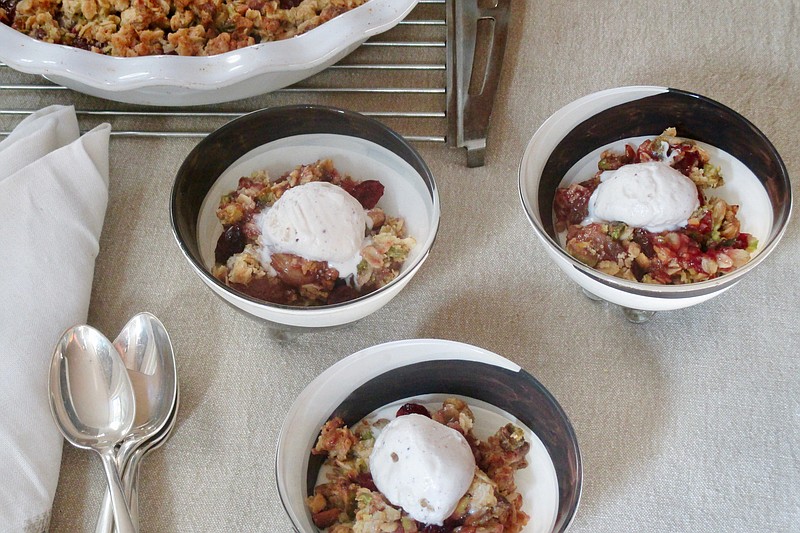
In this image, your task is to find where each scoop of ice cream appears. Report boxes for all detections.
[586,161,700,232]
[257,181,368,277]
[370,414,476,526]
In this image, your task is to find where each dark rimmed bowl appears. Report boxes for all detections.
[170,105,440,332]
[276,339,582,533]
[519,86,792,312]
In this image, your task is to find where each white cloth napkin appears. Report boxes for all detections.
[0,106,111,533]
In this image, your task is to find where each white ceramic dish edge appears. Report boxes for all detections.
[0,0,419,104]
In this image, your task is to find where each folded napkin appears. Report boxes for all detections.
[0,106,111,533]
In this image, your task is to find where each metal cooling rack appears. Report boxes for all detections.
[0,0,509,166]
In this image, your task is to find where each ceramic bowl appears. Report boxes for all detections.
[518,86,792,313]
[170,105,439,331]
[0,0,418,106]
[275,339,582,533]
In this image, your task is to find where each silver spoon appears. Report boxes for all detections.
[125,386,180,528]
[95,313,177,533]
[49,325,138,533]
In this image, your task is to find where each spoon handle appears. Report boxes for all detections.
[94,492,113,533]
[100,450,138,533]
[95,445,132,533]
[96,452,142,533]
[126,452,143,529]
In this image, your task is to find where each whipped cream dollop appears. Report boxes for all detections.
[586,161,700,232]
[256,181,369,277]
[370,414,476,526]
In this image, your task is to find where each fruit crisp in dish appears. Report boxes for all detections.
[1,0,368,56]
[553,128,758,285]
[308,398,531,533]
[212,159,415,306]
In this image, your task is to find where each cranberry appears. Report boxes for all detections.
[237,176,256,189]
[734,233,752,250]
[278,0,302,8]
[625,144,638,163]
[72,36,97,51]
[420,525,450,533]
[396,403,431,418]
[694,211,713,235]
[0,0,17,24]
[636,139,659,162]
[630,259,646,281]
[327,283,360,305]
[339,179,385,209]
[553,178,599,230]
[683,251,705,273]
[354,473,377,492]
[633,228,655,258]
[214,223,247,264]
[671,145,702,176]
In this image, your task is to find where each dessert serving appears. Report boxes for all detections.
[212,158,415,306]
[519,86,790,313]
[308,398,531,532]
[276,340,579,531]
[1,0,368,56]
[554,128,758,285]
[173,106,439,328]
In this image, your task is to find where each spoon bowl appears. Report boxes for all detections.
[49,325,138,533]
[113,312,177,458]
[49,325,135,450]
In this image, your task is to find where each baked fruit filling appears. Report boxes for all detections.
[308,398,531,533]
[553,129,757,284]
[212,159,415,306]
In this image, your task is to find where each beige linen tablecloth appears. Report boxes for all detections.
[6,1,797,531]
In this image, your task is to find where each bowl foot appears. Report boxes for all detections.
[622,307,656,324]
[267,327,303,342]
[581,288,656,323]
[263,320,356,342]
[580,288,608,306]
